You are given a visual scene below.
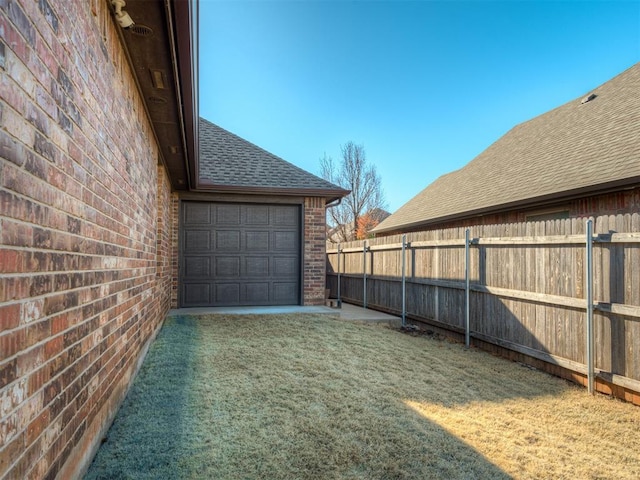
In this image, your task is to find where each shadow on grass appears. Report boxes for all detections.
[85,314,520,479]
[85,316,199,480]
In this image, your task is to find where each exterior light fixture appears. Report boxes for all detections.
[111,0,134,29]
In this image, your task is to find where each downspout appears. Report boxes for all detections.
[325,197,343,209]
[326,197,343,303]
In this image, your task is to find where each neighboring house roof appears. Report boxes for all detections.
[374,63,640,234]
[367,208,392,223]
[198,118,348,202]
[327,208,391,242]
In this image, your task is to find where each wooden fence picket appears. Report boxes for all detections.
[326,213,640,400]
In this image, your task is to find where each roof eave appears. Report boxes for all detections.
[111,0,199,191]
[195,181,350,204]
[170,0,199,190]
[374,177,640,234]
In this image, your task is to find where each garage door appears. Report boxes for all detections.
[179,201,301,307]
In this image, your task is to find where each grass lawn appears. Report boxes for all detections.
[85,314,640,480]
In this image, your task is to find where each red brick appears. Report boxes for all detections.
[24,319,51,348]
[9,435,44,480]
[28,363,50,393]
[21,298,44,324]
[0,328,26,358]
[0,303,20,332]
[0,0,176,477]
[0,249,23,273]
[26,408,50,444]
[44,335,63,357]
[43,377,63,406]
[0,431,24,478]
[0,218,34,248]
[0,358,17,389]
[17,344,44,377]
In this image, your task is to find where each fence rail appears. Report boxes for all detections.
[326,214,640,398]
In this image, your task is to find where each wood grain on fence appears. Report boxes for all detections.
[326,213,640,396]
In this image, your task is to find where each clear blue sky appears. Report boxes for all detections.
[199,1,640,213]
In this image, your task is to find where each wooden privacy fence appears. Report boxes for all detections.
[326,214,640,400]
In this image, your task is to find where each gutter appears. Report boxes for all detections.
[373,178,640,234]
[325,197,343,208]
[167,0,199,190]
[194,181,350,205]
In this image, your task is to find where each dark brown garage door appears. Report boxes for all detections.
[179,201,301,307]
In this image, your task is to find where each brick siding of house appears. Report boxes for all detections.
[0,1,173,479]
[304,197,327,305]
[156,167,179,314]
[170,192,180,309]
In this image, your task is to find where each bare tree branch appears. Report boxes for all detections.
[321,142,386,243]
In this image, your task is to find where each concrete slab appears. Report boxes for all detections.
[168,305,334,317]
[168,303,401,325]
[337,303,401,325]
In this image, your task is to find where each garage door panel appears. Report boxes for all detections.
[274,231,298,251]
[246,205,270,225]
[184,256,211,277]
[273,257,297,276]
[184,230,210,251]
[246,231,270,250]
[273,206,298,225]
[273,282,297,302]
[246,256,269,276]
[245,283,269,303]
[183,283,211,306]
[216,256,240,276]
[215,283,240,304]
[180,202,300,307]
[216,204,241,225]
[185,203,210,224]
[216,230,240,250]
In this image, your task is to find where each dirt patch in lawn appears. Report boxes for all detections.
[86,314,639,480]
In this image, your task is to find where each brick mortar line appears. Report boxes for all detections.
[4,261,156,284]
[0,267,156,284]
[9,315,149,479]
[0,287,158,418]
[0,69,157,216]
[0,87,159,233]
[0,273,159,332]
[0,170,158,248]
[0,243,157,261]
[0,211,158,258]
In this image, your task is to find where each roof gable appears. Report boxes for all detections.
[198,118,347,200]
[375,63,640,233]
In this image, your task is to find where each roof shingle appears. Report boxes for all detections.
[374,63,640,233]
[198,118,347,199]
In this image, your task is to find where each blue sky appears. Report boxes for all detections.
[199,1,640,213]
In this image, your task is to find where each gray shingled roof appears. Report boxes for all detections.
[374,63,640,234]
[198,118,347,199]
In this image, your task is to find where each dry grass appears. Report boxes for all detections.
[86,314,640,480]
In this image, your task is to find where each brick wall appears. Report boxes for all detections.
[0,1,173,479]
[156,166,178,313]
[303,197,327,305]
[170,193,179,309]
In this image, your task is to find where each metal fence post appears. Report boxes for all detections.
[402,234,407,327]
[586,220,594,394]
[363,240,368,309]
[337,243,341,305]
[465,229,470,348]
